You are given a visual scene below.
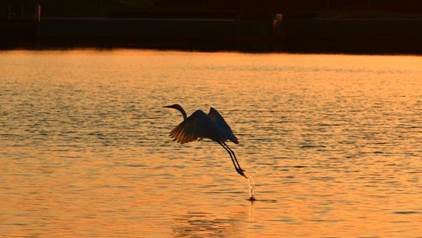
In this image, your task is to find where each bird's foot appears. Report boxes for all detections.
[237,168,247,178]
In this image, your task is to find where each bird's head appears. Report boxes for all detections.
[164,104,187,120]
[163,104,182,110]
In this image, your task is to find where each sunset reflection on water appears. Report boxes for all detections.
[0,50,421,237]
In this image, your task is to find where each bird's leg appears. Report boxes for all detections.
[219,142,240,174]
[223,142,246,175]
[219,142,246,178]
[222,143,240,169]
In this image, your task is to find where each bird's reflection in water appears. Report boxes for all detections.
[248,200,255,224]
[173,211,246,238]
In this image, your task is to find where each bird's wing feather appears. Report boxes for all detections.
[170,110,219,144]
[208,107,239,144]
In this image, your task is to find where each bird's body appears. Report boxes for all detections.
[165,104,245,177]
[170,108,238,145]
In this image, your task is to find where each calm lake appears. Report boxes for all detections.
[0,50,421,237]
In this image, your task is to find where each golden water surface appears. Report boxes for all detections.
[0,50,421,237]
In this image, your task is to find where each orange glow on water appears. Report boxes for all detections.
[0,50,421,237]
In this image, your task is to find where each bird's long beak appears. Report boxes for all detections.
[163,105,172,108]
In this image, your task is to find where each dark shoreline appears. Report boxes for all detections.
[2,17,422,54]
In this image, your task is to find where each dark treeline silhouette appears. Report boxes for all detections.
[3,0,422,18]
[1,0,269,18]
[1,0,422,53]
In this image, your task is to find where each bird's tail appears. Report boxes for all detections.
[230,134,239,144]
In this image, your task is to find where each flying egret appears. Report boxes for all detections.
[164,104,246,178]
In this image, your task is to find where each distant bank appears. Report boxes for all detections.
[0,17,273,51]
[281,17,422,54]
[2,16,422,54]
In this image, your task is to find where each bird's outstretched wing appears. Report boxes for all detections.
[170,110,219,144]
[208,107,239,144]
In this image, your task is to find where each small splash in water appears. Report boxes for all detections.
[244,172,256,201]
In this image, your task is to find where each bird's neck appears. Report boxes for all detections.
[175,105,187,120]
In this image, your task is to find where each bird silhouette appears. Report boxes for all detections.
[164,104,246,178]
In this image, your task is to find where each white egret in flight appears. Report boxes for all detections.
[164,104,246,178]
